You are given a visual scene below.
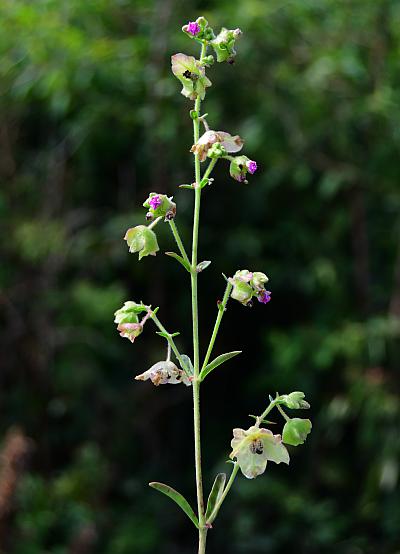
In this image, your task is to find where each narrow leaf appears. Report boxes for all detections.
[205,473,226,520]
[149,482,199,528]
[180,354,194,376]
[156,331,180,339]
[199,350,242,381]
[165,252,191,272]
[179,184,194,189]
[196,260,211,273]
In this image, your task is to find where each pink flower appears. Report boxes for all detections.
[149,194,162,210]
[246,160,258,174]
[257,290,271,304]
[187,21,201,36]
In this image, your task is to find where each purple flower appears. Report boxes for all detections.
[149,194,162,210]
[186,21,201,36]
[257,290,271,304]
[246,160,258,174]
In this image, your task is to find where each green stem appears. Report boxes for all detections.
[149,311,187,374]
[201,281,233,371]
[200,157,217,186]
[255,400,278,428]
[207,463,239,525]
[168,220,190,265]
[191,42,208,546]
[147,216,162,229]
[276,403,290,422]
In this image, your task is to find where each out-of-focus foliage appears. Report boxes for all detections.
[0,0,399,553]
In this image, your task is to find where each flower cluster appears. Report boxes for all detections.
[143,193,176,222]
[229,270,271,307]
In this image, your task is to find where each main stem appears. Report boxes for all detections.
[192,42,208,554]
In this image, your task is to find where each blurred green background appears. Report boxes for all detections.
[1,0,399,552]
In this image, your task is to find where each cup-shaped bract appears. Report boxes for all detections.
[124,225,159,260]
[279,391,310,410]
[282,418,312,446]
[229,270,271,307]
[114,301,148,343]
[211,27,242,63]
[191,130,243,162]
[143,193,176,221]
[229,155,258,183]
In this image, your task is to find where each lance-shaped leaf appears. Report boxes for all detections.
[171,53,211,101]
[205,473,226,520]
[165,251,191,272]
[149,482,199,528]
[199,350,242,381]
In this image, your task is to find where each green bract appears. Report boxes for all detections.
[228,269,269,306]
[171,53,212,101]
[282,418,312,446]
[211,27,242,63]
[230,426,289,479]
[279,391,310,410]
[114,301,148,343]
[124,225,159,260]
[143,193,176,221]
[229,155,252,183]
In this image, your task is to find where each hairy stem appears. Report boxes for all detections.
[201,281,233,371]
[168,220,190,265]
[149,311,187,374]
[255,400,278,428]
[192,41,208,550]
[207,463,239,525]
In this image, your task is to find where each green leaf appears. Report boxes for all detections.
[165,252,191,272]
[196,260,211,273]
[199,350,242,381]
[205,473,226,520]
[180,354,194,376]
[179,184,194,190]
[156,331,180,339]
[149,482,199,528]
[282,418,312,446]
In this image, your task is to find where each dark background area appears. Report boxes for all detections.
[0,0,399,552]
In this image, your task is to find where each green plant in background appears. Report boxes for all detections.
[114,18,312,553]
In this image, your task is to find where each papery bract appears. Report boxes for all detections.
[171,53,212,101]
[211,27,242,63]
[191,130,243,162]
[230,426,289,479]
[135,360,191,386]
[279,391,310,410]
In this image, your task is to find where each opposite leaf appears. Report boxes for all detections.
[205,473,226,520]
[282,418,312,446]
[199,350,242,381]
[149,482,199,529]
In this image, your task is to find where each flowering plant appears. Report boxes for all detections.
[114,17,312,553]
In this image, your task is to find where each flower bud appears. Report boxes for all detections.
[143,193,176,221]
[124,225,159,260]
[211,27,242,63]
[135,360,191,386]
[229,155,258,183]
[207,142,227,159]
[191,130,243,162]
[282,418,312,446]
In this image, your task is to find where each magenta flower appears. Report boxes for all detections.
[257,290,271,304]
[246,160,258,174]
[187,21,201,36]
[149,194,162,210]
